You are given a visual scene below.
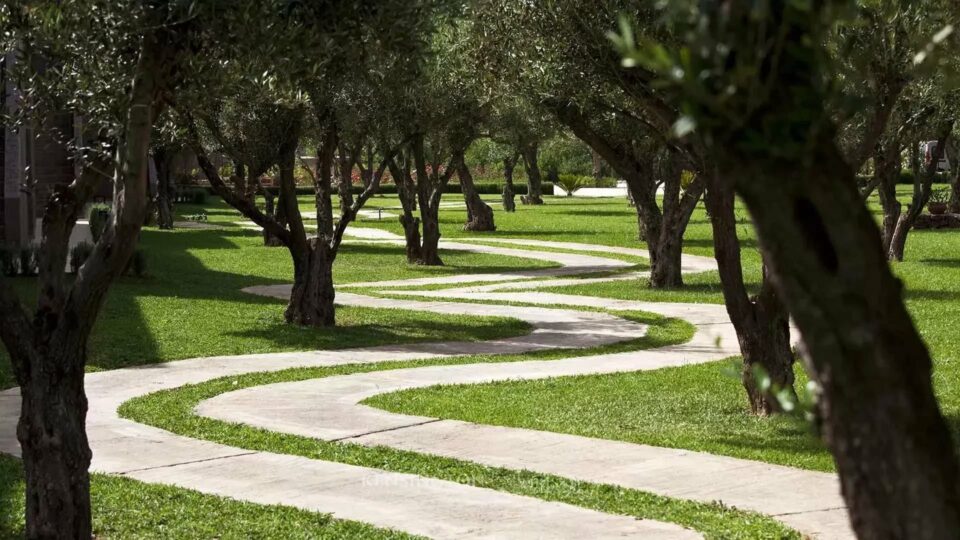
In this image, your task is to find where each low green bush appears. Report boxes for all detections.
[554,175,592,196]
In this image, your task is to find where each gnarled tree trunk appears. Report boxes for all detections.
[888,127,952,261]
[458,155,495,231]
[707,172,794,415]
[502,155,517,212]
[1,29,172,539]
[153,147,175,229]
[699,4,960,533]
[631,151,703,288]
[521,142,544,205]
[874,142,903,254]
[18,348,93,539]
[419,202,443,265]
[389,157,424,264]
[285,238,335,327]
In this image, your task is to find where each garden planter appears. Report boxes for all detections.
[929,202,947,215]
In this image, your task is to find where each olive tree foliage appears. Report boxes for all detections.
[472,0,798,414]
[830,0,959,261]
[612,0,960,536]
[484,96,556,207]
[179,0,437,327]
[0,1,249,538]
[471,0,703,288]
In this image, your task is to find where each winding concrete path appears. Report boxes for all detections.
[0,231,854,539]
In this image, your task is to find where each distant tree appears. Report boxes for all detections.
[181,0,434,326]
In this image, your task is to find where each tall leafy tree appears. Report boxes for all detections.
[614,0,960,534]
[0,1,218,536]
[181,0,435,326]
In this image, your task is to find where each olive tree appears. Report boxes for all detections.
[614,0,960,535]
[0,1,219,536]
[182,0,435,326]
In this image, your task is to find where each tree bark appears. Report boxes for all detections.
[458,155,496,231]
[285,239,335,327]
[521,142,544,204]
[888,127,952,261]
[637,151,704,288]
[948,141,960,213]
[389,157,424,264]
[874,143,903,254]
[153,148,175,229]
[698,3,960,533]
[706,172,795,415]
[501,155,517,212]
[17,351,93,539]
[419,202,443,265]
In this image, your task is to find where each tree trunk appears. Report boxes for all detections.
[948,141,960,213]
[502,156,517,212]
[389,158,424,264]
[727,140,960,538]
[874,144,902,254]
[888,128,952,261]
[707,174,796,414]
[634,152,702,289]
[592,149,603,180]
[419,202,443,266]
[521,143,544,205]
[285,239,335,327]
[699,3,960,527]
[154,149,175,230]
[18,350,93,540]
[458,157,495,231]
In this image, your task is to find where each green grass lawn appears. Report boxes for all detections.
[363,186,960,474]
[4,185,957,536]
[0,223,554,390]
[117,312,800,539]
[0,455,416,539]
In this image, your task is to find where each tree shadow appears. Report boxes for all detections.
[918,258,960,269]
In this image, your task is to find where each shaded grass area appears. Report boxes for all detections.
[0,225,546,390]
[119,312,799,539]
[0,455,416,539]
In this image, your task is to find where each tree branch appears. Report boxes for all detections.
[182,115,292,245]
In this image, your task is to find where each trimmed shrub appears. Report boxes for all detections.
[70,241,95,274]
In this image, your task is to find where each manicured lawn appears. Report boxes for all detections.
[118,312,800,539]
[364,187,960,473]
[0,224,551,390]
[0,455,416,539]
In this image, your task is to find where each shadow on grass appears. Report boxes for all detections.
[918,258,960,269]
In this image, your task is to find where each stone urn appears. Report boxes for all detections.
[929,202,948,215]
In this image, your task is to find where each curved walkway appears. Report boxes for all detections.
[0,232,853,539]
